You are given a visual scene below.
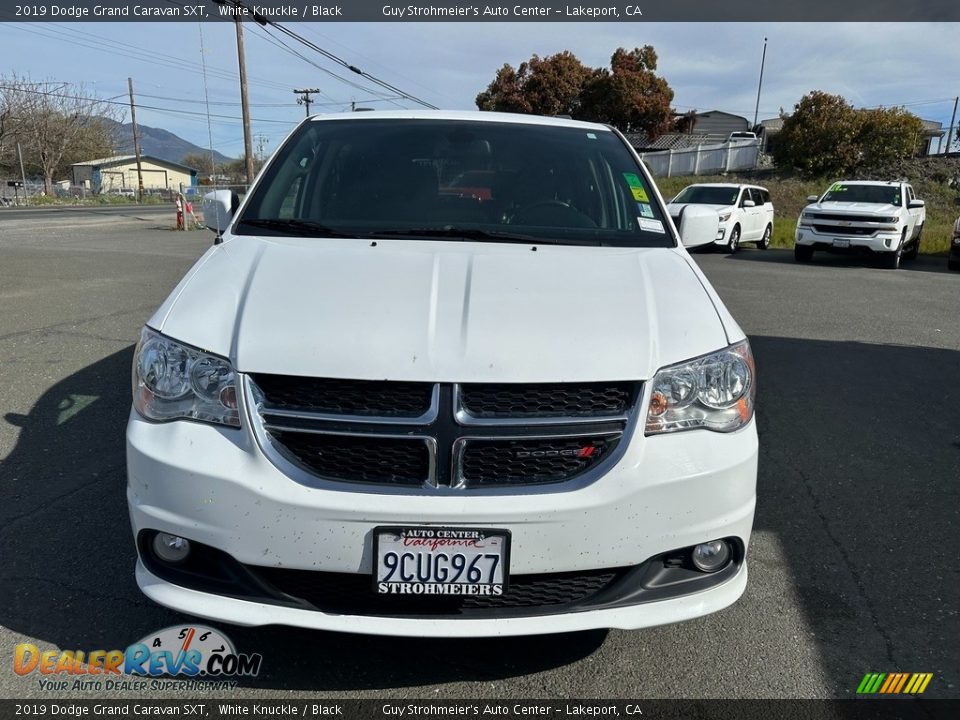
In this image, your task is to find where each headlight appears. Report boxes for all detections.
[717,212,732,223]
[132,327,240,427]
[646,340,755,435]
[880,216,898,224]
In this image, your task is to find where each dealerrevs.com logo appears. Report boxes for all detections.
[14,625,262,691]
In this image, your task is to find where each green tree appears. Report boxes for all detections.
[774,91,925,176]
[579,46,675,138]
[476,52,592,117]
[475,46,676,139]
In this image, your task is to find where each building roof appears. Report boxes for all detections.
[759,117,785,132]
[71,155,197,172]
[694,110,750,121]
[920,119,945,136]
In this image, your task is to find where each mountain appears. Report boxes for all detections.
[103,119,235,166]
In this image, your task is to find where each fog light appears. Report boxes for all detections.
[152,532,191,564]
[691,540,730,573]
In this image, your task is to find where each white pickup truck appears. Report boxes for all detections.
[794,180,925,269]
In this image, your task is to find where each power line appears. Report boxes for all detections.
[218,0,439,110]
[0,83,298,125]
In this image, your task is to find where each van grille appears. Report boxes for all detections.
[249,379,640,490]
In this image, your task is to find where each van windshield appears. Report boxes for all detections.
[672,186,740,206]
[234,118,673,247]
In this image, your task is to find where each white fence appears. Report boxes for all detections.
[638,141,761,177]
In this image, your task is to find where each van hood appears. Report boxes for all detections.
[666,202,732,215]
[150,236,730,383]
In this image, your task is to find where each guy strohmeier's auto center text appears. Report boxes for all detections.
[381,4,642,18]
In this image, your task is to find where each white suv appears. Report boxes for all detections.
[127,111,757,637]
[667,183,774,253]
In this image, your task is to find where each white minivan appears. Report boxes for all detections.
[127,111,757,637]
[668,183,775,253]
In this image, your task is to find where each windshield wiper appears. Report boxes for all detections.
[237,218,358,238]
[368,227,567,245]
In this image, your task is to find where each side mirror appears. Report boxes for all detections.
[742,199,756,208]
[806,194,819,203]
[676,205,720,249]
[908,199,924,209]
[203,190,238,237]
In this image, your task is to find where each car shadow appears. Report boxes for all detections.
[721,247,956,275]
[0,347,605,692]
[749,336,960,696]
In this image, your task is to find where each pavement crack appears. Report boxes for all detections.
[763,439,897,664]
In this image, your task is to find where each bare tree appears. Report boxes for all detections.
[0,74,120,193]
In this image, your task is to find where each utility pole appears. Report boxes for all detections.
[753,37,768,128]
[294,88,321,118]
[127,77,145,202]
[948,96,958,155]
[234,15,255,186]
[16,142,28,205]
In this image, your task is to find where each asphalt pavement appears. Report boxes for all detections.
[0,212,957,700]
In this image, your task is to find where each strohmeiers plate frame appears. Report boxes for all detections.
[372,526,511,595]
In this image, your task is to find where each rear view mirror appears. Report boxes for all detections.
[908,199,925,209]
[203,190,239,237]
[742,199,756,208]
[676,205,720,249]
[806,194,819,203]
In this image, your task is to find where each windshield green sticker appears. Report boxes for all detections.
[623,174,650,202]
[586,132,597,140]
[637,202,654,218]
[829,182,846,193]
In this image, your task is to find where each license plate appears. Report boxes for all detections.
[374,527,509,596]
[833,238,851,248]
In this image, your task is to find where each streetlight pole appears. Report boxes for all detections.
[753,37,768,129]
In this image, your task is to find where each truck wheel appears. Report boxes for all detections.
[884,229,907,269]
[758,224,772,250]
[883,246,903,270]
[905,226,921,260]
[727,225,741,254]
[794,244,813,262]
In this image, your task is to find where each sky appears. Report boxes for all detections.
[1,20,959,159]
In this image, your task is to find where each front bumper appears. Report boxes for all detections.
[126,390,757,635]
[795,226,902,253]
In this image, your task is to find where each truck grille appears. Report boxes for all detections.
[808,213,886,223]
[248,378,639,490]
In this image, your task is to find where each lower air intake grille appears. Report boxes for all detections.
[255,566,623,616]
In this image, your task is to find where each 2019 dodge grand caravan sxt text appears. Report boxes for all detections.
[127,111,758,637]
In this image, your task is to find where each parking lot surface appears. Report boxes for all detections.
[1,211,957,699]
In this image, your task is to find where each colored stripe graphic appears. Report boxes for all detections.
[857,672,932,694]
